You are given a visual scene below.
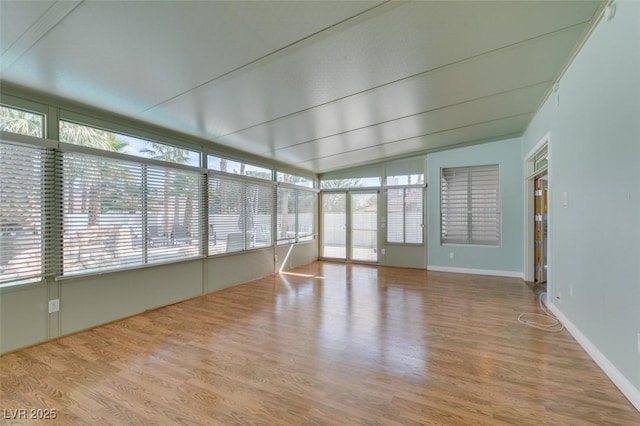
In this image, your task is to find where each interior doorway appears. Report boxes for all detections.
[524,133,550,283]
[533,174,548,283]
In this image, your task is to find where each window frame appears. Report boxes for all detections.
[276,183,317,245]
[207,172,276,256]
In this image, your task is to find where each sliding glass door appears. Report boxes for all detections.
[322,192,347,259]
[321,191,378,262]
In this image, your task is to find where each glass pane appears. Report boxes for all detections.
[277,187,296,242]
[351,192,378,262]
[405,187,423,244]
[297,191,315,241]
[60,121,200,166]
[386,174,424,186]
[320,177,380,189]
[209,177,244,254]
[386,188,404,243]
[276,171,313,188]
[246,182,273,249]
[0,143,49,285]
[0,105,44,137]
[146,166,201,264]
[322,193,346,259]
[62,153,144,275]
[207,155,272,180]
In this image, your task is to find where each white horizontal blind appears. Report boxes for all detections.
[277,187,295,243]
[386,188,404,243]
[208,176,245,254]
[297,190,315,242]
[441,165,500,245]
[0,141,54,285]
[405,187,423,244]
[61,152,203,277]
[146,165,202,264]
[386,187,423,244]
[246,181,274,249]
[61,152,144,275]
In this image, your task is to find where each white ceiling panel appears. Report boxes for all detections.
[272,83,548,164]
[302,114,532,173]
[215,23,586,155]
[141,1,599,137]
[0,0,604,173]
[2,1,383,115]
[0,1,55,53]
[220,1,384,49]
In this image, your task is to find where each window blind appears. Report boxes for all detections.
[61,151,203,277]
[246,181,274,249]
[386,187,423,244]
[146,165,203,264]
[0,141,54,285]
[277,187,295,243]
[208,176,274,254]
[441,165,500,245]
[297,190,315,242]
[61,152,144,276]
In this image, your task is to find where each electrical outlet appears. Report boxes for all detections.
[449,252,454,259]
[48,299,60,313]
[381,248,385,255]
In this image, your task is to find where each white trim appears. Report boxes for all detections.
[525,131,551,161]
[523,132,551,282]
[549,303,640,413]
[427,265,524,279]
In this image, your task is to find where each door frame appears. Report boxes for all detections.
[524,132,550,282]
[320,188,380,263]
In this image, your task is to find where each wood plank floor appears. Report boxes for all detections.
[1,261,639,425]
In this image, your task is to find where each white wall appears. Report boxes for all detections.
[522,0,640,407]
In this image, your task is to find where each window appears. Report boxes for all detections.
[386,174,424,186]
[61,151,203,277]
[277,187,296,243]
[277,187,316,244]
[0,141,54,286]
[320,177,380,189]
[0,105,44,137]
[276,172,314,188]
[208,176,274,255]
[146,166,203,264]
[441,165,500,245]
[297,190,315,242]
[207,154,272,180]
[59,120,200,166]
[386,187,423,244]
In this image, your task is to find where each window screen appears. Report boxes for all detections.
[441,165,500,245]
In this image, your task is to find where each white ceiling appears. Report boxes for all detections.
[0,0,604,173]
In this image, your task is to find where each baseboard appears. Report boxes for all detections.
[549,302,640,413]
[427,265,524,279]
